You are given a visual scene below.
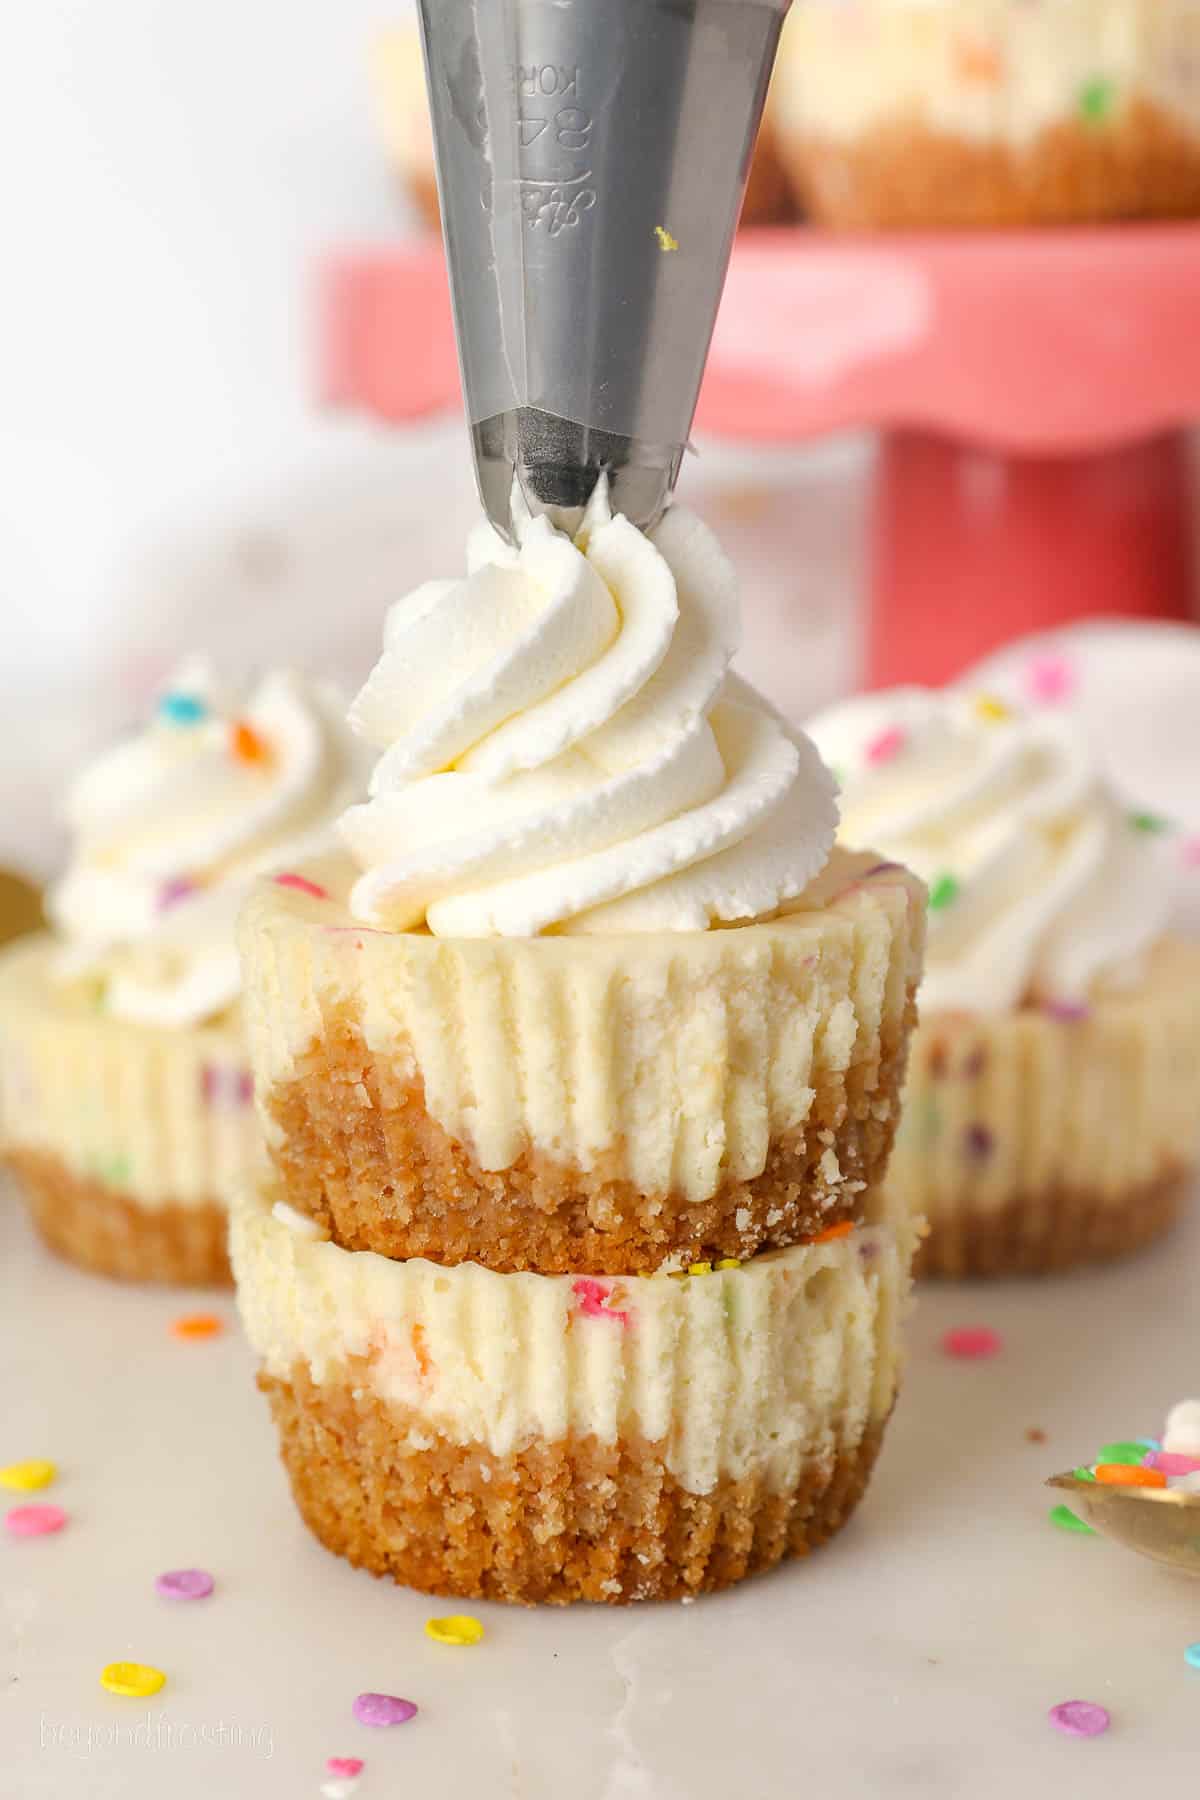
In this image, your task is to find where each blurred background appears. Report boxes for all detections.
[5,0,1200,880]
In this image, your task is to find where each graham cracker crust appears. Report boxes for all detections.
[916,1166,1190,1279]
[789,100,1200,229]
[260,1361,887,1605]
[9,1148,232,1287]
[263,1004,912,1275]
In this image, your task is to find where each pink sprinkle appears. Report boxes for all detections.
[157,876,198,913]
[1182,836,1200,869]
[6,1504,67,1538]
[155,1568,214,1601]
[1145,1451,1200,1476]
[326,1759,364,1779]
[201,1064,254,1108]
[572,1277,631,1328]
[1025,655,1075,705]
[1049,1700,1109,1739]
[865,725,906,766]
[274,872,329,901]
[352,1693,417,1728]
[1043,998,1089,1023]
[942,1326,1002,1361]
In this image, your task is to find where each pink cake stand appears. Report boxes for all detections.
[320,225,1200,687]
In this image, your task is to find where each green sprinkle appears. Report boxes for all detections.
[1098,1441,1149,1467]
[1079,76,1115,123]
[1073,1465,1097,1482]
[1129,810,1171,834]
[927,873,960,912]
[1050,1504,1095,1535]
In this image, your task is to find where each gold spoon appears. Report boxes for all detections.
[0,869,43,949]
[1047,1474,1200,1575]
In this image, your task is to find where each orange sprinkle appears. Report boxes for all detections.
[231,721,271,765]
[955,36,1004,83]
[1094,1463,1167,1489]
[813,1221,855,1245]
[411,1321,433,1382]
[170,1313,225,1341]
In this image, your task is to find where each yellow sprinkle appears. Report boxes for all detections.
[974,694,1012,723]
[100,1662,166,1699]
[655,225,679,252]
[0,1459,56,1492]
[668,1270,689,1281]
[425,1614,485,1647]
[687,1262,713,1277]
[715,1258,741,1271]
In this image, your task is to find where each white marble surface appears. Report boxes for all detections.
[4,1181,1200,1800]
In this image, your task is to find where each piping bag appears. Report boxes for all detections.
[416,0,791,538]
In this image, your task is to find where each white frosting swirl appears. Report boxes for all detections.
[806,686,1175,1014]
[50,660,363,1027]
[341,487,838,937]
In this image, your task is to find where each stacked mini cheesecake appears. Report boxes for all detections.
[229,498,927,1604]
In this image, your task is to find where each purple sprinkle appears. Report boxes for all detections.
[156,1568,214,1601]
[157,877,198,913]
[352,1694,417,1729]
[1043,998,1090,1023]
[1048,1700,1109,1739]
[964,1124,994,1163]
[1145,1451,1200,1476]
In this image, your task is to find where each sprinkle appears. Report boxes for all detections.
[1094,1463,1166,1489]
[1043,998,1090,1023]
[231,720,271,764]
[654,225,679,251]
[955,35,1004,83]
[1049,1504,1095,1535]
[687,1262,713,1277]
[963,1123,994,1164]
[1128,810,1171,835]
[1049,1700,1109,1738]
[322,1783,359,1800]
[170,1313,224,1341]
[1182,836,1200,869]
[158,692,208,725]
[973,694,1012,724]
[941,1326,1002,1360]
[572,1278,630,1327]
[326,1761,364,1780]
[155,1568,214,1601]
[100,1662,166,1699]
[1026,1428,1046,1444]
[1078,77,1115,123]
[156,876,198,912]
[814,1221,854,1245]
[274,872,329,901]
[927,873,959,912]
[716,1258,741,1270]
[6,1503,66,1537]
[352,1693,418,1728]
[1098,1441,1151,1466]
[1145,1452,1200,1476]
[963,1046,988,1079]
[927,1043,948,1079]
[1185,1644,1200,1670]
[201,1064,254,1108]
[410,1322,433,1382]
[1025,654,1076,705]
[1073,1466,1097,1482]
[865,725,906,766]
[0,1459,56,1492]
[425,1614,485,1647]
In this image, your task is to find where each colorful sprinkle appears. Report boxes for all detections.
[410,1321,433,1382]
[274,872,329,901]
[572,1278,630,1327]
[716,1258,741,1270]
[1182,836,1200,869]
[654,225,679,252]
[231,720,271,764]
[1026,1427,1046,1444]
[927,873,960,912]
[973,694,1012,724]
[964,1123,994,1164]
[201,1064,254,1108]
[1073,1466,1097,1482]
[1185,1644,1200,1670]
[963,1046,988,1079]
[955,35,1004,83]
[158,692,208,726]
[0,1459,56,1492]
[1145,1452,1200,1476]
[1025,654,1076,705]
[687,1261,713,1277]
[1043,997,1090,1024]
[1094,1463,1166,1489]
[156,876,198,912]
[1128,810,1171,835]
[6,1503,66,1537]
[814,1220,854,1245]
[1050,1504,1094,1535]
[352,1693,418,1728]
[941,1326,1002,1361]
[170,1313,224,1341]
[100,1662,166,1699]
[326,1761,364,1780]
[1078,77,1115,123]
[1098,1441,1152,1467]
[865,725,906,766]
[155,1568,214,1601]
[1049,1700,1109,1738]
[425,1614,485,1647]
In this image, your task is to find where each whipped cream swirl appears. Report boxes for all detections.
[341,487,838,937]
[807,686,1175,1014]
[51,660,363,1027]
